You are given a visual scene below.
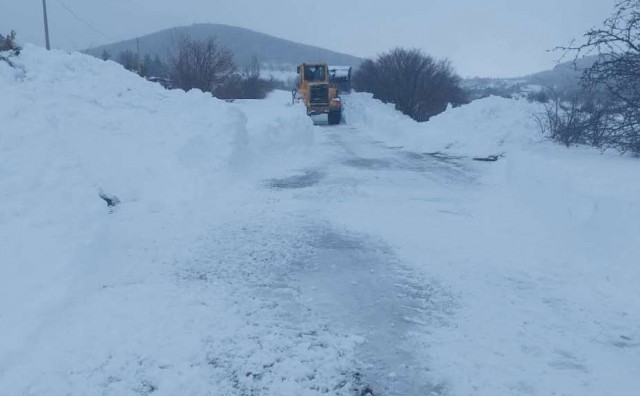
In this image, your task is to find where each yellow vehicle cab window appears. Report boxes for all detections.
[304,65,325,82]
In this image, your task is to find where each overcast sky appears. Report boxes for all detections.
[1,0,617,77]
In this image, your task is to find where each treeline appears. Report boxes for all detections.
[534,0,640,155]
[353,48,468,122]
[104,34,280,99]
[101,49,167,78]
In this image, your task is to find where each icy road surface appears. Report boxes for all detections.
[263,125,464,395]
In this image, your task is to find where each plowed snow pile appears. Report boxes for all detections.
[346,92,542,157]
[342,93,640,395]
[0,46,357,395]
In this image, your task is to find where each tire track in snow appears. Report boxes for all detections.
[292,225,454,395]
[256,125,468,395]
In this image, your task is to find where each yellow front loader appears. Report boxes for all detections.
[293,63,342,125]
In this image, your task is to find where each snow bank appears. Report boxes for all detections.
[421,146,640,396]
[345,92,543,157]
[340,92,640,395]
[0,46,316,299]
[0,46,344,394]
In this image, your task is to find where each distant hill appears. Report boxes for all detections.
[84,24,362,71]
[462,55,600,100]
[524,55,598,88]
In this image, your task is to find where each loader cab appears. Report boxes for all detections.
[304,65,326,82]
[298,64,329,83]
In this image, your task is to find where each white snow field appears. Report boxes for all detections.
[1,46,639,395]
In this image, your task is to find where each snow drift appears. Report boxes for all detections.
[0,46,344,395]
[0,46,317,311]
[345,92,543,157]
[341,93,640,395]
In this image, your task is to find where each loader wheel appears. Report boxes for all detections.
[328,110,342,125]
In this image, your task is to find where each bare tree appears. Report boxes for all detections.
[118,50,139,72]
[168,34,236,93]
[0,30,21,67]
[243,55,260,80]
[0,31,20,54]
[214,55,273,100]
[353,48,467,122]
[534,90,592,147]
[143,54,166,78]
[213,74,244,99]
[240,55,269,99]
[534,84,621,151]
[558,0,640,154]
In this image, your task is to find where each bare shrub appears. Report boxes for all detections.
[0,31,21,67]
[118,50,140,72]
[213,55,274,100]
[213,74,244,99]
[534,88,619,150]
[143,54,166,78]
[168,35,235,93]
[527,90,550,104]
[556,0,640,154]
[0,31,20,54]
[535,93,591,147]
[353,48,467,122]
[240,55,270,99]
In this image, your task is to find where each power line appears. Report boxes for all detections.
[52,0,113,41]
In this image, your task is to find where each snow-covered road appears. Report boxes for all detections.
[2,47,639,395]
[150,123,468,395]
[258,124,468,395]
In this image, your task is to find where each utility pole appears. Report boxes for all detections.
[136,37,144,76]
[42,0,51,50]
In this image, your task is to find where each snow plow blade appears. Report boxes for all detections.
[329,66,352,94]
